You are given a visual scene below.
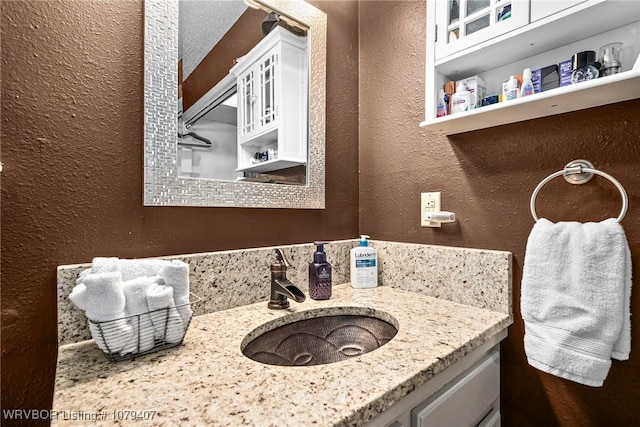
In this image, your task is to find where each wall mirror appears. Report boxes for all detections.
[144,0,326,208]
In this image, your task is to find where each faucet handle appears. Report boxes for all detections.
[274,248,293,269]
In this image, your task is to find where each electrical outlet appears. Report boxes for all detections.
[421,192,442,227]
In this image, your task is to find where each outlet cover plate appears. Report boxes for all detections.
[421,192,442,227]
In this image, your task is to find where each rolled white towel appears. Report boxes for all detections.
[91,257,120,274]
[120,276,157,355]
[69,283,88,311]
[82,272,133,353]
[160,260,192,324]
[118,258,172,281]
[92,257,173,281]
[88,321,135,354]
[83,272,126,321]
[69,268,93,311]
[76,268,92,284]
[146,280,185,343]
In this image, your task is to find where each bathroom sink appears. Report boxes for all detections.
[241,310,398,367]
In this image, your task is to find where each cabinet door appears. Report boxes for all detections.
[411,350,500,427]
[530,0,587,22]
[256,49,279,136]
[237,47,280,146]
[434,0,529,60]
[237,68,257,141]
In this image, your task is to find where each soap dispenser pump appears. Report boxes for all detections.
[309,241,332,300]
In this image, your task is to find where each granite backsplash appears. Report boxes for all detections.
[57,240,511,345]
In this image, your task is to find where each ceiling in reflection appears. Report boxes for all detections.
[179,0,248,79]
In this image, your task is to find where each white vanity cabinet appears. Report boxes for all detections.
[423,0,640,135]
[231,26,308,174]
[365,330,506,427]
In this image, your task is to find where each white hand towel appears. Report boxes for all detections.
[521,218,632,387]
[120,276,157,355]
[160,260,192,324]
[146,280,185,343]
[82,272,133,353]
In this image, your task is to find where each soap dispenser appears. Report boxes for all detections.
[350,235,378,289]
[309,241,332,300]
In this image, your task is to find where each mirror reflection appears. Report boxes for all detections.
[143,0,326,208]
[178,0,308,185]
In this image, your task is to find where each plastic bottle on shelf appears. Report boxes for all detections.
[520,68,535,97]
[436,89,448,118]
[444,81,456,115]
[505,75,519,101]
[450,82,472,114]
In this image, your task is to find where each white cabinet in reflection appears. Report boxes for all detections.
[231,26,308,174]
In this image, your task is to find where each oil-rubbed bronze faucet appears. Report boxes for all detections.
[268,248,306,309]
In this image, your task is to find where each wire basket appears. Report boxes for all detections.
[88,293,201,362]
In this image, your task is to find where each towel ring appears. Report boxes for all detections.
[530,160,628,223]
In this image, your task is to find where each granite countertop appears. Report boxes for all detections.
[53,285,511,426]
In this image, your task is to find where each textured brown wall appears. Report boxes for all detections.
[0,0,359,420]
[4,0,638,424]
[359,1,640,426]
